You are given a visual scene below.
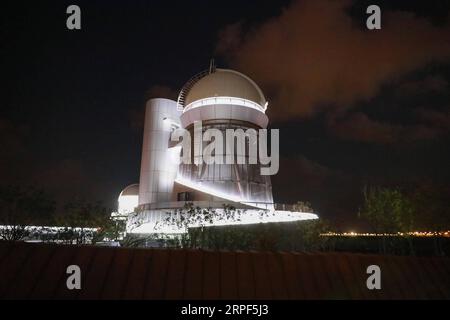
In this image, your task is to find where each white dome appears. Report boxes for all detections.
[182,68,266,107]
[119,183,139,197]
[118,184,139,214]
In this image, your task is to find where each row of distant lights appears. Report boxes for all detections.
[321,231,450,237]
[0,225,98,232]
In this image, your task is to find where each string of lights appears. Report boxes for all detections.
[321,231,450,237]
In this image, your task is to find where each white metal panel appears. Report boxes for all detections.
[138,98,181,206]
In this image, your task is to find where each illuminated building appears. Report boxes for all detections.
[118,66,318,233]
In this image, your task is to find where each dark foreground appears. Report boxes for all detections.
[0,241,449,299]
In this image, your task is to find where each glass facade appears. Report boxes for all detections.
[177,121,273,204]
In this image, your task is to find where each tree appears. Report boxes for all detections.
[56,201,117,244]
[0,185,55,241]
[295,219,335,251]
[94,216,126,244]
[411,183,450,255]
[359,185,417,254]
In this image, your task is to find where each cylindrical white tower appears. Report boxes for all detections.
[138,98,181,206]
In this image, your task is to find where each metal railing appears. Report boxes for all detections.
[176,69,210,110]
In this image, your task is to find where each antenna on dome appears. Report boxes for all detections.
[209,58,216,74]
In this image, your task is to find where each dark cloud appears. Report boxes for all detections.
[396,75,449,97]
[414,108,450,131]
[217,0,450,120]
[327,112,441,145]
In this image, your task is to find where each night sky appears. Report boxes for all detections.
[1,0,450,229]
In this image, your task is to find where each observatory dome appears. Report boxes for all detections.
[183,68,266,107]
[119,184,139,197]
[118,183,139,215]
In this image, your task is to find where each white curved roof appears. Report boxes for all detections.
[183,68,266,107]
[119,184,139,197]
